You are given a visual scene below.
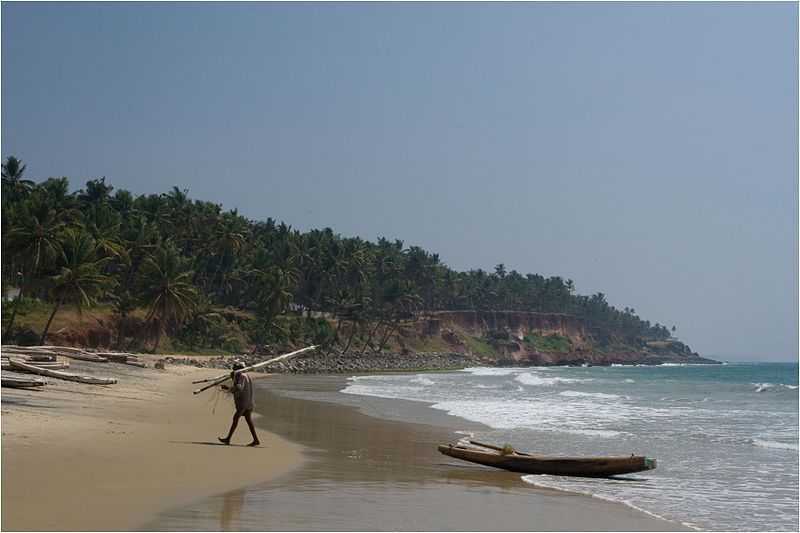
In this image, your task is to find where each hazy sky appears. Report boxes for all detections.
[2,3,797,361]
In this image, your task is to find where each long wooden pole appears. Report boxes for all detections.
[192,345,317,395]
[9,359,117,385]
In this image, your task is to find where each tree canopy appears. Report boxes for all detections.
[1,156,674,352]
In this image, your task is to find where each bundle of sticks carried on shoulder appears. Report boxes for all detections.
[191,346,317,395]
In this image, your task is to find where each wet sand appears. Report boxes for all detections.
[146,374,687,531]
[1,361,303,531]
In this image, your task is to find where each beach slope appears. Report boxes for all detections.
[1,362,302,531]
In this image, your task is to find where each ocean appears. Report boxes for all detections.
[342,362,799,531]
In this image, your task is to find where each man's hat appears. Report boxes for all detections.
[231,360,245,371]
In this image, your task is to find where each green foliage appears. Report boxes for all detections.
[1,154,685,352]
[524,333,572,353]
[138,242,199,351]
[6,325,40,346]
[462,335,496,356]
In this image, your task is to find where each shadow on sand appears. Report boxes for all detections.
[168,440,260,448]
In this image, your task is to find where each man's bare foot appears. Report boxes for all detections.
[218,437,230,445]
[247,440,260,447]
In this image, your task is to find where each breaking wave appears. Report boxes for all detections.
[752,439,799,451]
[559,390,621,400]
[514,372,591,387]
[753,382,798,393]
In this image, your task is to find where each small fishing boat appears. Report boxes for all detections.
[439,440,656,478]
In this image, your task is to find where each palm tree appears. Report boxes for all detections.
[40,229,115,344]
[2,156,34,201]
[4,196,72,336]
[209,213,247,294]
[254,265,299,323]
[138,243,199,352]
[81,203,126,259]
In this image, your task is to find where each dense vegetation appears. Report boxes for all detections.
[1,156,675,353]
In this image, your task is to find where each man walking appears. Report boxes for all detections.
[218,361,260,447]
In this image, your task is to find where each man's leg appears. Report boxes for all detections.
[243,410,260,446]
[219,411,242,444]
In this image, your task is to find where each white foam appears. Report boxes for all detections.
[460,367,521,376]
[560,429,623,438]
[514,372,591,387]
[752,439,799,451]
[520,476,698,530]
[559,390,621,400]
[752,382,798,392]
[339,366,800,532]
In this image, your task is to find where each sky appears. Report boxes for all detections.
[2,2,797,361]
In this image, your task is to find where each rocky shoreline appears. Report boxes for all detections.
[159,349,719,374]
[160,351,480,373]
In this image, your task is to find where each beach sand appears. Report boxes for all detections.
[146,374,688,531]
[1,359,303,531]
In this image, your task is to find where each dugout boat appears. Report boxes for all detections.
[438,440,656,478]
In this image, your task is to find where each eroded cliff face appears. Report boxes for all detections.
[414,310,717,366]
[425,310,592,349]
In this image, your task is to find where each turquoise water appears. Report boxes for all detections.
[343,363,799,531]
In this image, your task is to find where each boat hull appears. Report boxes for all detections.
[438,444,656,477]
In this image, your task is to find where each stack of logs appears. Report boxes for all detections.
[1,345,146,389]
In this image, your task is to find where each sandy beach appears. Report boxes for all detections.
[1,359,303,531]
[146,374,688,531]
[2,361,690,531]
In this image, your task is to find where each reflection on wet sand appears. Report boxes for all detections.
[220,489,245,531]
[145,375,684,531]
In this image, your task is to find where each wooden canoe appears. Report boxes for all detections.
[438,441,656,478]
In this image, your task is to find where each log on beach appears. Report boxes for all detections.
[2,345,108,363]
[2,371,47,388]
[94,353,146,367]
[9,359,117,385]
[1,360,70,371]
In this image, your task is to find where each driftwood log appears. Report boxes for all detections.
[1,361,70,371]
[2,346,108,363]
[9,359,117,385]
[93,353,146,367]
[2,371,47,388]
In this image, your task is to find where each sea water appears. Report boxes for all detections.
[342,363,799,531]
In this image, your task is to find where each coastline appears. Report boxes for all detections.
[1,360,303,531]
[147,373,689,531]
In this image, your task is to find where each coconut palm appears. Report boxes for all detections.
[40,229,115,344]
[138,242,199,352]
[1,156,34,201]
[254,264,299,322]
[4,195,72,336]
[80,203,125,259]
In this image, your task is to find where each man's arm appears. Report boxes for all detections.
[231,372,245,392]
[221,372,240,392]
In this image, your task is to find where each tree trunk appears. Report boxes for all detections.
[359,320,383,355]
[113,310,127,349]
[152,327,162,353]
[377,321,399,353]
[341,321,358,355]
[3,284,25,337]
[326,316,344,356]
[39,297,63,345]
